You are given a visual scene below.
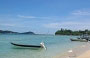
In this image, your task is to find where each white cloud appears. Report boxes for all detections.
[17,15,36,19]
[17,15,54,19]
[0,23,30,28]
[0,24,16,27]
[72,10,90,16]
[43,23,60,28]
[43,22,90,30]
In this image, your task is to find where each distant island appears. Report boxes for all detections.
[0,30,35,35]
[55,28,90,35]
[20,32,35,34]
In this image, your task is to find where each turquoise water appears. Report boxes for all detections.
[0,34,86,58]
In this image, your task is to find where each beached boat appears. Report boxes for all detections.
[70,38,88,42]
[70,33,90,42]
[11,42,46,49]
[79,34,90,40]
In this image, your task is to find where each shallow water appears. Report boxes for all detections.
[0,34,86,58]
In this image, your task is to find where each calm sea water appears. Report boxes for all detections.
[0,34,86,58]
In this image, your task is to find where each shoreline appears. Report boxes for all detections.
[53,42,90,58]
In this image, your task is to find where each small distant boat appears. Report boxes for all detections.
[70,33,90,42]
[11,42,46,50]
[70,38,88,42]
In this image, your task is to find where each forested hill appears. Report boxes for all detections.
[0,30,18,34]
[0,30,35,34]
[55,29,90,35]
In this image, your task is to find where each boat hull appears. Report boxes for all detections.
[70,39,88,42]
[11,42,42,48]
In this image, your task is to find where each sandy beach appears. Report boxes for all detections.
[53,42,90,58]
[77,50,90,58]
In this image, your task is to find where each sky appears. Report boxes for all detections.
[0,0,90,34]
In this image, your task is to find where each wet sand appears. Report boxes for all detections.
[53,42,90,58]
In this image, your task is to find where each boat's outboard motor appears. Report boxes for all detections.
[40,42,46,50]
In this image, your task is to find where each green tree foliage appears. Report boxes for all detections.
[55,28,90,35]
